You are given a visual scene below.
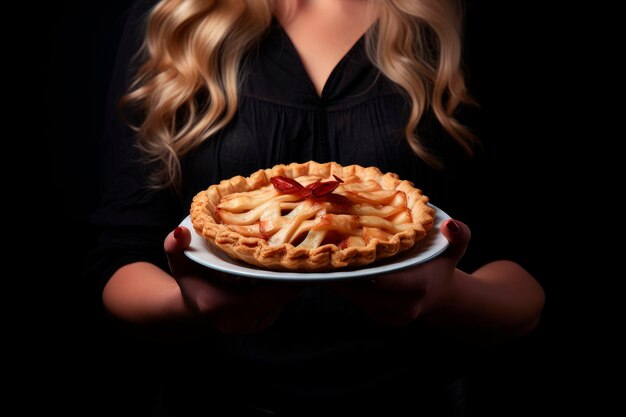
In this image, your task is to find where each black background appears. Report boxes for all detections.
[45,1,590,415]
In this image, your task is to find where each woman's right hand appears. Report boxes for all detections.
[164,226,302,335]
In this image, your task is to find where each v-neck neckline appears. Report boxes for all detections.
[277,23,369,101]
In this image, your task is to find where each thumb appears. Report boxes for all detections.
[164,226,192,254]
[164,226,193,276]
[440,219,471,264]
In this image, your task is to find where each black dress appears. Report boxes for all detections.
[89,1,501,416]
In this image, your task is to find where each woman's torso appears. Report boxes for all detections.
[171,21,465,399]
[95,3,473,412]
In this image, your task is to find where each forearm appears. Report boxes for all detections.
[103,262,190,325]
[426,260,545,339]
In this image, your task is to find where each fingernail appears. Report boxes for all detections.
[174,227,183,239]
[447,220,460,234]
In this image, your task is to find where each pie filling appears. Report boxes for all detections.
[216,174,413,250]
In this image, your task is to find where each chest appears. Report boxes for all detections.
[276,1,376,96]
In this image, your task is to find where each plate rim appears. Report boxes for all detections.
[182,203,450,281]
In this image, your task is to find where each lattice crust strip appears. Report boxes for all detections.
[190,161,435,271]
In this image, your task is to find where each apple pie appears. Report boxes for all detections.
[190,161,434,271]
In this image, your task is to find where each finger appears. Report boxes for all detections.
[440,219,471,264]
[164,226,193,276]
[164,226,192,254]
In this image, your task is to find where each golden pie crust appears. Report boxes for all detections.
[190,161,434,271]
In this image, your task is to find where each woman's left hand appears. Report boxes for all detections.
[330,219,471,326]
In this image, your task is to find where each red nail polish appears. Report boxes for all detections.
[447,220,460,233]
[174,227,183,239]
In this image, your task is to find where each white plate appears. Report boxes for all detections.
[181,204,450,281]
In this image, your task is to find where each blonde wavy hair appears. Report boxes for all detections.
[123,0,476,188]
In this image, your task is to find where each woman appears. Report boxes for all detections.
[92,0,545,415]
